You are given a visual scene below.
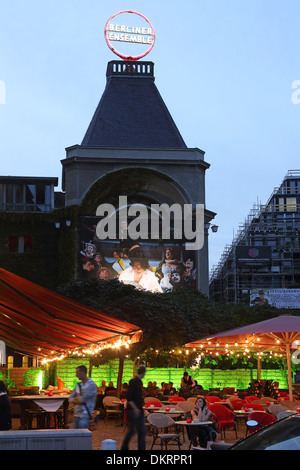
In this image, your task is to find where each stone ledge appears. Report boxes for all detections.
[0,429,93,450]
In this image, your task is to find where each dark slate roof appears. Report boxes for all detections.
[81,61,187,148]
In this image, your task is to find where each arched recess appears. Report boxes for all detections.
[80,167,192,215]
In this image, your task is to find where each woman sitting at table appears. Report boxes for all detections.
[190,397,218,448]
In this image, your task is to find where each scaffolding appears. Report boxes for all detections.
[209,170,300,303]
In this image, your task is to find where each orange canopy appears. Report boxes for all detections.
[185,315,300,399]
[0,268,142,358]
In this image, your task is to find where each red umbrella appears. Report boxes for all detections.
[185,315,300,400]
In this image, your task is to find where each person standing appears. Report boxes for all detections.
[0,381,11,430]
[181,371,196,389]
[121,365,146,450]
[69,365,97,429]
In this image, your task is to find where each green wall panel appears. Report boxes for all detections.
[55,358,288,391]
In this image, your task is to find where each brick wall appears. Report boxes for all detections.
[0,367,43,388]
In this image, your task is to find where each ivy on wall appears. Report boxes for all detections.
[0,206,79,289]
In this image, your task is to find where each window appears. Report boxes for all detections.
[22,356,28,367]
[278,197,285,212]
[7,356,14,369]
[1,182,54,212]
[286,197,297,212]
[8,236,19,252]
[8,235,33,253]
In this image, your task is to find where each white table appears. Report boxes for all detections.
[175,420,213,426]
[12,394,71,429]
[153,409,183,417]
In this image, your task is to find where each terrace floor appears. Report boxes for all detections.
[11,414,248,451]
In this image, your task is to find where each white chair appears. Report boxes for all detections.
[187,397,197,403]
[147,413,182,450]
[177,401,194,413]
[268,404,288,417]
[103,396,123,424]
[144,397,162,405]
[277,410,297,419]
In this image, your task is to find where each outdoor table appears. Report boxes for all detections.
[217,402,231,409]
[175,420,214,449]
[233,409,266,431]
[175,419,213,426]
[161,400,183,405]
[153,409,184,417]
[12,394,71,430]
[233,409,251,426]
[144,406,162,412]
[112,400,126,425]
[233,409,251,415]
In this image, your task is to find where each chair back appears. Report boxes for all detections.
[244,403,264,411]
[245,396,260,403]
[144,400,162,408]
[169,396,185,402]
[254,397,274,404]
[268,404,288,417]
[206,395,221,403]
[103,396,121,407]
[277,410,297,419]
[278,399,297,409]
[177,401,194,412]
[247,411,276,433]
[208,404,233,421]
[187,397,198,403]
[229,399,247,410]
[145,397,162,404]
[147,413,175,429]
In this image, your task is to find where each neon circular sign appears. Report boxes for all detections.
[104,10,155,62]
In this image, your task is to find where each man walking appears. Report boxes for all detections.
[69,365,97,429]
[121,365,146,450]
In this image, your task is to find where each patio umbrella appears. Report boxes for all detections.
[185,315,300,400]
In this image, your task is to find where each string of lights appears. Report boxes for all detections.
[40,334,136,365]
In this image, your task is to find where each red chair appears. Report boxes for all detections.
[229,399,247,410]
[244,403,264,411]
[144,401,162,408]
[247,411,277,434]
[208,404,237,440]
[206,395,221,404]
[169,396,185,403]
[245,396,260,403]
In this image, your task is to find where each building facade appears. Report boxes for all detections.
[0,60,215,295]
[210,170,300,304]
